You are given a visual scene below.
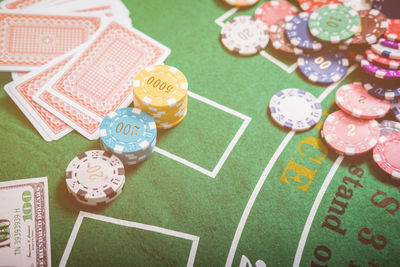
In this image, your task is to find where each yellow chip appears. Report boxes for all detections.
[223,0,260,7]
[133,65,188,109]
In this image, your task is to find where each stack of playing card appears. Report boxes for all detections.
[2,0,171,141]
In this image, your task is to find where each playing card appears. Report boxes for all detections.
[27,0,132,27]
[34,21,171,136]
[11,71,28,81]
[0,0,51,10]
[4,50,76,141]
[0,11,105,71]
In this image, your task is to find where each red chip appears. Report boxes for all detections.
[322,110,380,156]
[254,0,298,29]
[366,49,400,70]
[385,19,400,42]
[373,133,400,179]
[335,82,391,119]
[298,0,342,12]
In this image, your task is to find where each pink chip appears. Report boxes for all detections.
[254,0,298,29]
[335,82,391,119]
[322,110,380,156]
[373,133,400,179]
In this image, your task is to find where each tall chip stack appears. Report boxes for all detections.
[133,65,188,129]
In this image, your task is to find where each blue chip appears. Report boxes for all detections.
[100,108,157,154]
[285,12,323,51]
[362,76,400,101]
[372,0,400,19]
[297,50,349,84]
[391,100,400,121]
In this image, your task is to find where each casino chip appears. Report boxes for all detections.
[385,19,400,42]
[366,49,400,70]
[308,4,361,44]
[373,133,400,179]
[65,150,125,205]
[298,0,342,12]
[298,50,349,83]
[100,108,157,165]
[254,1,299,29]
[133,65,188,129]
[285,12,323,51]
[361,58,400,80]
[343,9,388,45]
[322,110,380,156]
[379,38,400,50]
[379,120,400,136]
[269,18,299,54]
[223,0,260,7]
[362,76,400,100]
[391,100,400,121]
[371,43,400,60]
[342,0,372,11]
[372,0,400,19]
[335,82,390,119]
[269,88,322,131]
[220,16,269,56]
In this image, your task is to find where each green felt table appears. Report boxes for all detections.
[1,0,400,266]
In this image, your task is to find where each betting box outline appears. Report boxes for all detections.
[215,8,298,74]
[155,90,251,179]
[59,211,200,267]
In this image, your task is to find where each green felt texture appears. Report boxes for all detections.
[1,0,400,266]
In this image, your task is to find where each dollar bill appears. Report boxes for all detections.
[0,177,51,267]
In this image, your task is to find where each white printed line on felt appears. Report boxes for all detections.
[155,90,251,179]
[259,51,298,74]
[292,155,344,267]
[60,211,200,267]
[225,64,357,267]
[215,7,238,27]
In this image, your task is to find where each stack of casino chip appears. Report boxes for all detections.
[133,65,188,129]
[220,0,400,179]
[100,108,157,165]
[65,150,125,206]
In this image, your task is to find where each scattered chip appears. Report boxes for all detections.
[254,1,298,29]
[322,110,380,156]
[379,120,400,136]
[298,0,342,12]
[391,100,400,121]
[269,88,322,131]
[371,43,400,60]
[343,9,387,45]
[220,16,269,56]
[65,150,125,205]
[373,133,400,179]
[372,0,400,19]
[308,4,361,44]
[366,49,400,70]
[361,57,400,80]
[298,50,349,83]
[342,0,372,11]
[362,76,400,100]
[223,0,260,7]
[379,38,400,50]
[385,19,400,42]
[285,12,323,51]
[336,82,390,119]
[269,18,299,54]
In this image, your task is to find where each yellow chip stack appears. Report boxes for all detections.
[133,65,188,129]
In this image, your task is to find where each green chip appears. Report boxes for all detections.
[308,4,361,43]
